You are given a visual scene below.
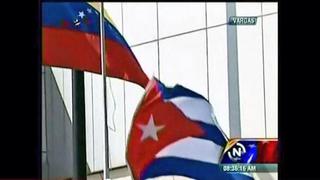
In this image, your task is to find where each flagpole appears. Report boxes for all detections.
[99,2,110,179]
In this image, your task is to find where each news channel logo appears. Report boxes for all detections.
[220,139,278,172]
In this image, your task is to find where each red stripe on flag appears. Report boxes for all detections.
[42,27,101,73]
[106,40,148,88]
[42,27,148,88]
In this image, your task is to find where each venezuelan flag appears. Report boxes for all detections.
[42,2,149,88]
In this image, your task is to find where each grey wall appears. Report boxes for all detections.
[42,67,74,179]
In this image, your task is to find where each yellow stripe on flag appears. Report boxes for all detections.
[87,2,118,29]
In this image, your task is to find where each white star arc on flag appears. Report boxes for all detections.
[137,115,165,142]
[73,19,81,26]
[78,11,85,19]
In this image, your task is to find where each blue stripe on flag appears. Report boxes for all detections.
[42,2,130,48]
[155,79,207,100]
[197,122,227,147]
[230,173,255,180]
[142,157,254,180]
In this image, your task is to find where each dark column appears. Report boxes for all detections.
[72,70,87,180]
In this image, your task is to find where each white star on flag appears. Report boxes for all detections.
[78,11,85,19]
[73,19,80,26]
[87,8,92,13]
[248,144,256,148]
[137,115,165,142]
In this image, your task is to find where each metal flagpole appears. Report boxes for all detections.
[99,2,110,179]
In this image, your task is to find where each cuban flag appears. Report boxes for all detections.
[127,78,254,180]
[42,2,149,88]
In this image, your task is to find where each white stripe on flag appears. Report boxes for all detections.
[155,137,223,164]
[167,97,218,125]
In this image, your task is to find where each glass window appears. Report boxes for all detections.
[84,72,95,171]
[236,3,265,138]
[51,67,64,99]
[159,30,208,99]
[262,2,277,14]
[262,13,278,138]
[208,25,230,137]
[132,42,159,79]
[91,73,105,171]
[104,2,123,33]
[124,82,145,139]
[158,3,205,38]
[63,69,73,122]
[207,2,227,27]
[236,3,263,16]
[123,3,157,45]
[107,78,126,168]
